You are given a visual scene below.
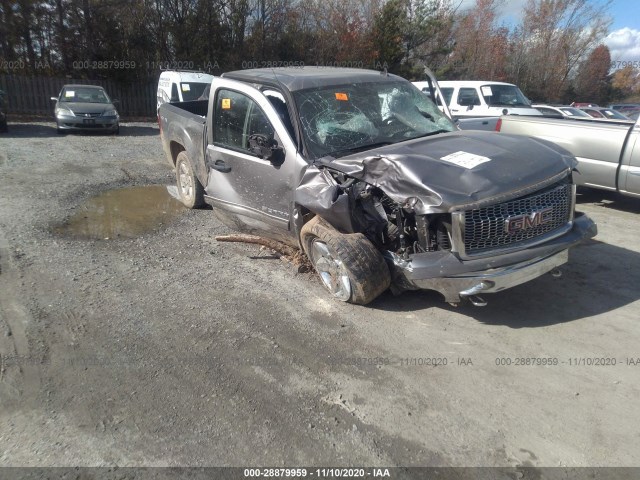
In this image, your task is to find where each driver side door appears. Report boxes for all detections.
[204,83,295,236]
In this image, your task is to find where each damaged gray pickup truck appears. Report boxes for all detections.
[158,67,596,306]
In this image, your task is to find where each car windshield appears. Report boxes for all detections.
[559,107,590,117]
[61,87,111,104]
[180,82,210,101]
[293,80,456,159]
[481,84,531,107]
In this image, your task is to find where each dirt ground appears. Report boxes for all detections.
[0,121,639,468]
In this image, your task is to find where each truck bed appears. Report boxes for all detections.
[158,100,208,182]
[497,115,636,191]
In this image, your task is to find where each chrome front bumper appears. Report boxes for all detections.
[410,249,568,303]
[388,212,596,303]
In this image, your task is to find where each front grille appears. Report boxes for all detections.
[462,181,573,256]
[74,112,102,118]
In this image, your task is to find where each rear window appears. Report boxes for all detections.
[180,82,210,101]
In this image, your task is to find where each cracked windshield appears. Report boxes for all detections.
[294,81,455,159]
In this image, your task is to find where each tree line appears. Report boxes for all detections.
[1,0,639,104]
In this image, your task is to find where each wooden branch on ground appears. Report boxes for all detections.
[215,234,313,272]
[214,234,297,257]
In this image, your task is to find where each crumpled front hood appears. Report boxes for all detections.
[319,131,576,213]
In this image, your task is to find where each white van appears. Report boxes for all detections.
[413,80,541,117]
[157,71,214,111]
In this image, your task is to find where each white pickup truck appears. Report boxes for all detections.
[497,115,640,198]
[413,80,542,131]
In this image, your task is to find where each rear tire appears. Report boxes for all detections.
[301,216,390,305]
[175,151,205,208]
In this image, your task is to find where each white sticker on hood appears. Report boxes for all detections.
[440,151,491,169]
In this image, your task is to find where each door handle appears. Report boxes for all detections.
[209,159,231,173]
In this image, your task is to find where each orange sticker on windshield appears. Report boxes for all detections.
[221,98,231,109]
[335,93,349,101]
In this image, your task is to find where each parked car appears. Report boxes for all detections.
[156,71,214,113]
[413,80,542,130]
[533,105,591,118]
[570,102,598,107]
[609,103,640,112]
[496,115,640,198]
[0,89,7,133]
[51,84,119,134]
[625,110,640,121]
[158,67,596,306]
[579,106,633,121]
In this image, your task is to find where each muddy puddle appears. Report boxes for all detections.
[53,185,185,240]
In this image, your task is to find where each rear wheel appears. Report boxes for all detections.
[175,151,204,208]
[301,217,390,305]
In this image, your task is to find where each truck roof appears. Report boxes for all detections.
[159,71,214,83]
[438,80,516,87]
[222,67,404,92]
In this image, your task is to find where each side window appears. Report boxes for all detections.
[441,87,454,106]
[457,88,481,106]
[246,102,275,142]
[264,89,295,140]
[170,83,180,102]
[213,89,275,154]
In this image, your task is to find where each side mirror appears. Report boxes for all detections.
[248,134,284,164]
[50,97,58,101]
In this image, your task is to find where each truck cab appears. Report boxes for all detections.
[414,80,542,129]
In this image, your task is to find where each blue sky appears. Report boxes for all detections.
[458,0,640,65]
[604,0,640,64]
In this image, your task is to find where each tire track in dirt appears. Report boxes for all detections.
[0,228,41,406]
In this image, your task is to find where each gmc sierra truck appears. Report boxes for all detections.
[497,115,640,198]
[158,67,596,306]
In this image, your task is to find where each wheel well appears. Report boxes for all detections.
[170,141,185,166]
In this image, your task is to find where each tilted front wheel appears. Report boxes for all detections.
[301,216,391,305]
[175,151,204,208]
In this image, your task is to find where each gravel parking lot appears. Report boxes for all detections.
[1,122,639,469]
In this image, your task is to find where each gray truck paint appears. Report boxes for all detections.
[159,67,596,303]
[497,115,640,197]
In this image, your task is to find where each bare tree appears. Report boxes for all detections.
[506,0,612,102]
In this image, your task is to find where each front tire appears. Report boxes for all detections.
[301,216,390,305]
[175,151,204,208]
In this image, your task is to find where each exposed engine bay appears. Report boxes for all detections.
[329,170,453,258]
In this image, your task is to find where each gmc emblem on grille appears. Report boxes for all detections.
[504,207,554,234]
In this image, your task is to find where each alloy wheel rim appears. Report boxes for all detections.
[311,240,351,301]
[178,162,193,200]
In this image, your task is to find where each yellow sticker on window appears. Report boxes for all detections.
[221,98,231,109]
[335,93,349,101]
